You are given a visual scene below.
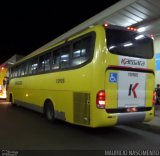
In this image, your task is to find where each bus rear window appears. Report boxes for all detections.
[106,28,153,59]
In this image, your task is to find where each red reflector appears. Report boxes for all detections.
[131,107,137,112]
[134,28,137,31]
[131,27,134,31]
[96,90,106,109]
[126,107,137,112]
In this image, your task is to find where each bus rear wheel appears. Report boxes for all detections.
[45,101,55,122]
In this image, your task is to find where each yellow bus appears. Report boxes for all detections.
[0,66,8,99]
[7,24,155,127]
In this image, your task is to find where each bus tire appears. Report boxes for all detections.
[9,94,16,106]
[45,101,55,123]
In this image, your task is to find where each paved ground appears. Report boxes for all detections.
[0,101,160,156]
[144,105,160,127]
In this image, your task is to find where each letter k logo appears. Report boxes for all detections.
[128,83,139,98]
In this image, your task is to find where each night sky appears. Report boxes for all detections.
[0,0,119,64]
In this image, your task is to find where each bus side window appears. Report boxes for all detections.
[20,63,26,76]
[39,52,51,72]
[44,53,51,71]
[31,57,39,74]
[71,36,92,67]
[38,55,45,73]
[11,68,14,78]
[52,49,61,70]
[14,67,18,77]
[17,65,21,77]
[28,60,32,75]
[24,62,29,75]
[60,45,70,69]
[13,67,17,78]
[28,58,39,75]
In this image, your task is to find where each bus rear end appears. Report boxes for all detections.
[93,25,154,127]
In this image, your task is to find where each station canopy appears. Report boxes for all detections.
[102,0,160,36]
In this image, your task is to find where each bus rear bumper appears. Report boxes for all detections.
[116,109,154,125]
[116,112,145,124]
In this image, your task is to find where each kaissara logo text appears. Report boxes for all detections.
[121,58,145,66]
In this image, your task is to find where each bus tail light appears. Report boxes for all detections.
[104,23,109,27]
[126,107,137,112]
[96,90,106,109]
[127,27,137,31]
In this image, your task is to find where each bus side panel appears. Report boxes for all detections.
[144,73,154,121]
[89,28,118,127]
[8,63,93,125]
[56,66,92,125]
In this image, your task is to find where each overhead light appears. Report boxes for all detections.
[1,67,5,70]
[150,34,154,40]
[135,35,144,40]
[109,46,115,50]
[137,27,146,32]
[89,25,94,28]
[7,62,14,65]
[123,43,133,47]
